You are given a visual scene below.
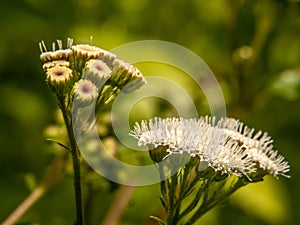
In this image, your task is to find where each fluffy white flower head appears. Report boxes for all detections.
[132,116,290,178]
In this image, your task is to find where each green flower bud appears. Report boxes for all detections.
[122,75,147,93]
[110,59,146,91]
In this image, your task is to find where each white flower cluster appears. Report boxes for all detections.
[132,117,290,179]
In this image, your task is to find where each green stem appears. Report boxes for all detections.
[166,174,178,225]
[187,178,248,224]
[162,163,199,224]
[59,96,84,225]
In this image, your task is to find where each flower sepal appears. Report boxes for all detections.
[148,145,168,163]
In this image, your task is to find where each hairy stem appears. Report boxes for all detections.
[59,96,84,225]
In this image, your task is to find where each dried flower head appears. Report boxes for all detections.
[39,39,73,63]
[46,65,74,95]
[131,117,290,179]
[73,79,99,107]
[83,59,111,87]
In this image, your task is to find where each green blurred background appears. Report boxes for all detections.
[1,0,299,224]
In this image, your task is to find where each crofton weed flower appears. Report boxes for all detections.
[132,116,290,179]
[215,117,290,178]
[132,116,290,225]
[38,37,147,225]
[39,37,146,109]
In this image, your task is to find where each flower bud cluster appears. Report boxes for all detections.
[39,37,146,104]
[39,39,75,96]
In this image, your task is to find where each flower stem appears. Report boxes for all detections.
[187,177,248,224]
[59,96,84,225]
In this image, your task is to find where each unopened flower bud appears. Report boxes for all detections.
[46,65,74,96]
[110,59,146,91]
[43,60,70,72]
[122,75,147,93]
[98,50,116,68]
[72,44,103,59]
[73,79,99,107]
[71,44,111,73]
[83,59,111,88]
[39,39,73,63]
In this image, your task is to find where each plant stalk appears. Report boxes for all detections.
[59,96,84,225]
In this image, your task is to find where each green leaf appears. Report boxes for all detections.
[149,216,167,225]
[46,138,71,152]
